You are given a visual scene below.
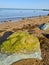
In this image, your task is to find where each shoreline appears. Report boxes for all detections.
[0,15,49,36]
[0,15,48,23]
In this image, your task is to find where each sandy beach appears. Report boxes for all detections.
[0,16,49,65]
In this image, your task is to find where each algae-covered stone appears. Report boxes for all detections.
[0,31,42,65]
[0,31,40,54]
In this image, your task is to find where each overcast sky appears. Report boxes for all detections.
[0,0,49,9]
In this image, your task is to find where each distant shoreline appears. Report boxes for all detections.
[0,8,49,11]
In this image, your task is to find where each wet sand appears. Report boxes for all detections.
[0,16,49,65]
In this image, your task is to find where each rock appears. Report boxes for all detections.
[39,23,49,30]
[0,31,42,65]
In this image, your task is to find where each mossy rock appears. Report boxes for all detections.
[0,31,40,54]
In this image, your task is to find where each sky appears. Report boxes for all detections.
[0,0,49,9]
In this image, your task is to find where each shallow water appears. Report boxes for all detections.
[0,8,49,21]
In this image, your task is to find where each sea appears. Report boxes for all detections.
[0,8,49,22]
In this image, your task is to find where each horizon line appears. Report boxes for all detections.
[0,8,49,10]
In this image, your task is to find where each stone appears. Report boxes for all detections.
[39,23,49,30]
[0,31,42,65]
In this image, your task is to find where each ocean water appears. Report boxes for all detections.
[0,8,49,22]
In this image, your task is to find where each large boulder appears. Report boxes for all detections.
[0,31,42,65]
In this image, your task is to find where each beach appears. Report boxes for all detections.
[0,16,49,65]
[0,16,49,36]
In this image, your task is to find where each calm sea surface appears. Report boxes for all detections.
[0,8,49,22]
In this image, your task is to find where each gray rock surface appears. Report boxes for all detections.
[39,23,49,30]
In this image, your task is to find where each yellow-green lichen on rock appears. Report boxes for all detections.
[0,31,40,54]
